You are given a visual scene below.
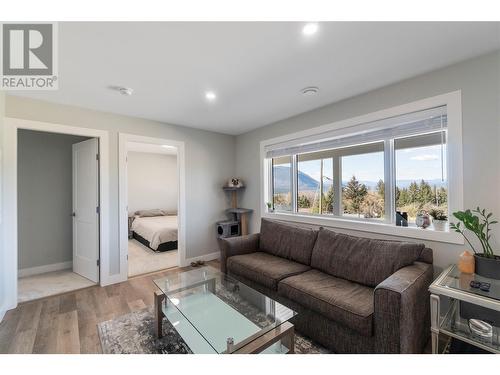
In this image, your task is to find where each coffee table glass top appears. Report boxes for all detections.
[438,265,500,302]
[153,266,296,353]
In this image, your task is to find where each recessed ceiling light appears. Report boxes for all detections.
[161,145,175,149]
[302,23,319,36]
[205,91,217,101]
[301,86,319,96]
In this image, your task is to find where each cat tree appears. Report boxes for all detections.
[222,186,253,235]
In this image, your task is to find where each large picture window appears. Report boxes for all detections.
[340,142,385,220]
[265,104,453,232]
[395,132,447,225]
[272,156,292,211]
[297,154,336,215]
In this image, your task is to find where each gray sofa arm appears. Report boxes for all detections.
[218,233,260,273]
[374,261,433,353]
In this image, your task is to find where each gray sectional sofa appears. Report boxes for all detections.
[219,218,433,353]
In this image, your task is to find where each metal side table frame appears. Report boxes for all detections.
[429,265,500,354]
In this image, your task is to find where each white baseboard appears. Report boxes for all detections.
[183,251,220,267]
[18,261,72,278]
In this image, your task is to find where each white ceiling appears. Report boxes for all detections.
[11,22,500,135]
[127,141,177,155]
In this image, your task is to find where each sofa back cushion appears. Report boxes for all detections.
[310,228,425,287]
[259,219,318,265]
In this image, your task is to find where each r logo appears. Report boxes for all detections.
[2,24,53,76]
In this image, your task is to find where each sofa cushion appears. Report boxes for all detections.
[259,219,318,265]
[310,228,425,287]
[279,269,374,337]
[227,252,310,290]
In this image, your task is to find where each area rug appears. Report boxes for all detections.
[97,307,329,354]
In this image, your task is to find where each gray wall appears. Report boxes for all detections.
[235,51,500,271]
[127,152,178,214]
[17,130,90,270]
[5,96,235,276]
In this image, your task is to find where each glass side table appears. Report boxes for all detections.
[429,265,500,353]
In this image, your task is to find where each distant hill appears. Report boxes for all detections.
[273,165,446,193]
[273,166,319,193]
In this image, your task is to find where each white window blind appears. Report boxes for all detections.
[265,106,447,159]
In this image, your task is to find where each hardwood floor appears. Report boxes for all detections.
[0,262,219,354]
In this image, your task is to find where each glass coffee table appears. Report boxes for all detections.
[153,266,297,354]
[429,265,500,353]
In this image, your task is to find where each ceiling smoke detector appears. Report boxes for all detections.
[301,86,319,96]
[109,85,134,96]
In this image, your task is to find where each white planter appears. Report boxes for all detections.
[433,219,447,231]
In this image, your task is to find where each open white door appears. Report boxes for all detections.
[72,138,100,282]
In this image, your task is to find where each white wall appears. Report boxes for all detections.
[4,96,235,277]
[235,51,500,272]
[127,151,178,214]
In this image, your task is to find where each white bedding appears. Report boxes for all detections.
[131,215,178,250]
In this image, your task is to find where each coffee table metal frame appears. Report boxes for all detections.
[154,274,295,354]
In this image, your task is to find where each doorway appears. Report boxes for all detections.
[16,130,100,302]
[2,118,110,312]
[118,133,186,279]
[127,142,178,276]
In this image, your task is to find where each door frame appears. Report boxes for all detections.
[2,117,110,312]
[118,133,186,279]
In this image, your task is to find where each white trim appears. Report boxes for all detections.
[260,91,464,245]
[118,133,187,278]
[18,261,72,278]
[263,211,463,244]
[2,117,111,313]
[185,251,220,265]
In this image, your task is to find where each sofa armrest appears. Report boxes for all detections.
[218,233,260,273]
[374,261,433,353]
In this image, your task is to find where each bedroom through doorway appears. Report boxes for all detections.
[126,141,179,277]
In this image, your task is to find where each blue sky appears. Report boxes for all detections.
[299,145,447,183]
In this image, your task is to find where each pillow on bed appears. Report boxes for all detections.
[135,209,165,217]
[162,210,177,216]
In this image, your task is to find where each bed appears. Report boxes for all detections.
[131,215,178,252]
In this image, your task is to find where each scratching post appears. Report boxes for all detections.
[222,185,253,236]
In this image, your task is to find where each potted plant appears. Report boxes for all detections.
[450,207,500,279]
[266,202,274,213]
[429,208,448,231]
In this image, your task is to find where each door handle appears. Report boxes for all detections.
[71,212,76,217]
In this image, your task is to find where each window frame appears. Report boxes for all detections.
[260,91,464,244]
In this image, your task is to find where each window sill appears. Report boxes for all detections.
[262,211,464,245]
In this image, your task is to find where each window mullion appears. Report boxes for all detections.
[268,158,273,210]
[291,154,298,213]
[333,155,341,216]
[384,139,395,224]
[319,159,323,215]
